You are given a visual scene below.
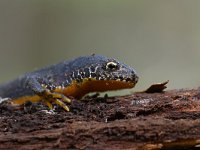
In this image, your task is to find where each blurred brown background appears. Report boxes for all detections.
[0,0,199,95]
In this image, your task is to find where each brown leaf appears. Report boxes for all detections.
[144,80,169,93]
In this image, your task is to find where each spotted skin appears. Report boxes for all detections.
[0,55,139,111]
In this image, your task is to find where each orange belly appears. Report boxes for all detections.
[55,79,135,99]
[11,79,135,105]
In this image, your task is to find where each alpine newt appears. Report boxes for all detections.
[0,54,139,111]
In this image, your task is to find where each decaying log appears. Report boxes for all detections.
[0,88,200,150]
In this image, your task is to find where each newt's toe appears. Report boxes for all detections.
[54,99,70,111]
[41,90,71,111]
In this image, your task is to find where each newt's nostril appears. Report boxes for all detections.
[134,75,139,83]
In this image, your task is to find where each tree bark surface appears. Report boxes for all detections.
[0,88,200,150]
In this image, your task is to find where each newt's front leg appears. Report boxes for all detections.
[37,90,71,111]
[21,76,71,111]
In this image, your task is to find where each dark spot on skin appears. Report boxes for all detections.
[90,65,96,72]
[91,72,96,78]
[77,76,83,83]
[119,76,123,81]
[114,76,119,80]
[74,71,78,78]
[98,77,104,80]
[79,69,85,78]
[84,68,90,78]
[78,75,82,80]
[126,78,131,82]
[74,71,82,79]
[76,78,82,83]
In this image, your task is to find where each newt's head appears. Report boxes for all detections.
[63,54,139,98]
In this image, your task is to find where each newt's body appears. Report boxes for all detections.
[0,55,138,111]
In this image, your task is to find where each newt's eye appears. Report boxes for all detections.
[106,62,118,70]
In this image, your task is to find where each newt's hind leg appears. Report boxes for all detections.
[24,76,71,111]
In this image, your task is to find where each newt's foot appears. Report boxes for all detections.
[40,90,71,111]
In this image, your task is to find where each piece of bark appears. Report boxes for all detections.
[0,88,200,150]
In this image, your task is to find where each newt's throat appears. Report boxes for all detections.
[55,78,135,99]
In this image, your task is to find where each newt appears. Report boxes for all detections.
[0,54,139,111]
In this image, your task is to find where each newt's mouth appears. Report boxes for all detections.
[99,73,139,86]
[113,75,139,84]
